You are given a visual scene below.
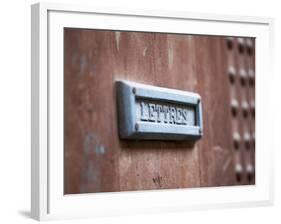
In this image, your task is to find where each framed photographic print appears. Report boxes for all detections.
[31,2,274,221]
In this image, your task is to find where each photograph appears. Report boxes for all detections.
[63,29,255,194]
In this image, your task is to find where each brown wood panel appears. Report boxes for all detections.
[113,32,201,191]
[64,29,254,194]
[64,29,120,194]
[195,36,235,187]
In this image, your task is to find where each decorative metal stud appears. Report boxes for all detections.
[246,164,253,174]
[250,100,255,117]
[135,123,139,131]
[226,37,234,50]
[132,87,136,94]
[235,163,243,182]
[246,164,254,182]
[241,100,249,117]
[233,132,240,150]
[240,68,247,86]
[237,38,245,53]
[230,98,239,116]
[228,66,236,83]
[246,38,253,55]
[248,69,255,86]
[243,132,251,149]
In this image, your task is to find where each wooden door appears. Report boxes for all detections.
[64,29,255,194]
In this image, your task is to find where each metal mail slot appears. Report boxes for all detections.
[116,80,203,140]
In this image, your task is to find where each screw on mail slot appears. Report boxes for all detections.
[116,80,203,140]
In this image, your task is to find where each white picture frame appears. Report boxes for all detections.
[31,2,274,221]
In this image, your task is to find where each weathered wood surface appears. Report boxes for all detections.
[64,29,255,194]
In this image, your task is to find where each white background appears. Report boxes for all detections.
[0,0,279,223]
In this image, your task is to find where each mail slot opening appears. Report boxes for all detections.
[136,99,197,127]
